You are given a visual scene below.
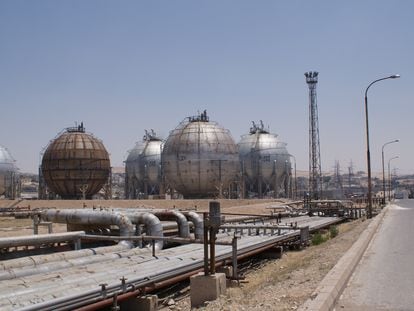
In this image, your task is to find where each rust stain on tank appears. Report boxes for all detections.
[41,124,110,199]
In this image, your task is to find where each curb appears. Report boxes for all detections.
[298,206,389,311]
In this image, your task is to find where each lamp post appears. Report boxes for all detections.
[273,160,277,199]
[381,139,399,204]
[364,74,400,218]
[285,160,290,198]
[388,156,399,201]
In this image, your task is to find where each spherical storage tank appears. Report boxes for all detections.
[125,130,163,198]
[162,111,239,198]
[238,121,291,197]
[0,145,18,196]
[41,123,110,199]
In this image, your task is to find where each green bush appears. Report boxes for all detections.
[329,225,339,238]
[311,232,327,245]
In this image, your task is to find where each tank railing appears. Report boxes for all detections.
[188,109,209,123]
[66,122,85,133]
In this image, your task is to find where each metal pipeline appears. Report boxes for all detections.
[0,231,85,249]
[152,210,190,238]
[0,243,130,271]
[83,208,191,240]
[42,209,135,247]
[42,209,165,250]
[183,211,204,240]
[112,208,191,239]
[0,246,154,281]
[127,212,164,250]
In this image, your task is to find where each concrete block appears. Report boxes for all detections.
[217,265,233,278]
[190,272,226,308]
[120,295,158,311]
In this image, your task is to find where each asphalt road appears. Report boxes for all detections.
[336,200,414,311]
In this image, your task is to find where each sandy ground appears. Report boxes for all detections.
[0,199,279,212]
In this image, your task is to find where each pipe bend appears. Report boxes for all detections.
[128,212,164,250]
[183,211,204,241]
[42,209,135,247]
[153,210,190,238]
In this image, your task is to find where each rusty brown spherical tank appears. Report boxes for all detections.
[41,124,110,199]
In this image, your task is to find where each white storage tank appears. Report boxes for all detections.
[238,121,291,198]
[125,130,163,199]
[162,111,239,198]
[0,145,18,197]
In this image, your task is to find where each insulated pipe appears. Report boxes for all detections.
[0,231,85,249]
[86,208,190,240]
[183,211,204,240]
[0,243,160,281]
[127,212,164,250]
[115,208,190,238]
[42,209,135,247]
[152,211,190,238]
[43,209,164,249]
[0,244,130,271]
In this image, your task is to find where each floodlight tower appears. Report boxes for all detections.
[305,71,322,200]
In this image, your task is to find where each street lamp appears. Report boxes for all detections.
[388,156,399,201]
[381,139,399,204]
[273,160,277,199]
[364,74,400,218]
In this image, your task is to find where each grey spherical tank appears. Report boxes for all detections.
[238,121,291,197]
[125,130,163,198]
[0,145,18,196]
[162,110,239,198]
[41,123,110,199]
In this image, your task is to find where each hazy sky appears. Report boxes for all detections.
[0,1,412,175]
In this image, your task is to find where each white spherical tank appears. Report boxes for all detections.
[125,130,163,198]
[238,121,291,197]
[0,145,18,196]
[162,111,239,198]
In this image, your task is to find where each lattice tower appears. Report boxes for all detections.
[305,71,322,199]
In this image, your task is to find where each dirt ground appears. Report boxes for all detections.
[162,218,370,311]
[0,199,279,212]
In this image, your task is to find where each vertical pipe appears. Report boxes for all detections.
[209,227,216,275]
[203,212,209,276]
[232,235,238,281]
